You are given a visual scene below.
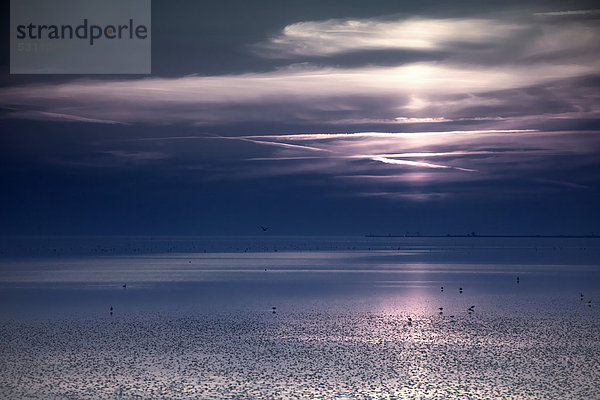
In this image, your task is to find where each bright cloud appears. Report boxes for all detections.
[255,17,522,57]
[2,12,600,127]
[0,60,597,126]
[369,156,478,172]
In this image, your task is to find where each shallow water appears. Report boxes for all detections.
[0,236,599,399]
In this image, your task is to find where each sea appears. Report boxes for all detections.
[0,236,598,399]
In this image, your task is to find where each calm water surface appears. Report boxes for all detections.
[0,236,599,399]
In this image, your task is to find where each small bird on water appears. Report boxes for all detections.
[261,226,270,232]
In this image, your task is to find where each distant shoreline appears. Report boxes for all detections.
[365,234,600,238]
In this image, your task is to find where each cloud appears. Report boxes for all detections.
[254,17,522,57]
[13,111,129,125]
[370,156,478,172]
[235,137,330,152]
[122,127,599,179]
[534,9,600,16]
[254,14,600,73]
[357,191,450,201]
[178,128,598,202]
[41,150,171,169]
[103,151,170,162]
[394,117,452,123]
[2,10,599,130]
[1,62,597,129]
[1,10,599,203]
[239,129,536,141]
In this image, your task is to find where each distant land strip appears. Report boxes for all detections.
[365,234,600,238]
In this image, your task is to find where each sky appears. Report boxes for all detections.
[1,0,599,236]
